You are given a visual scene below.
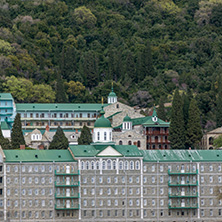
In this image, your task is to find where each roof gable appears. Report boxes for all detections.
[97,146,122,157]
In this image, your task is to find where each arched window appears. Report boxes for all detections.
[165,145,167,149]
[86,161,90,170]
[116,104,119,108]
[97,132,100,141]
[124,161,129,170]
[107,159,112,170]
[91,161,95,170]
[137,141,141,147]
[119,141,123,145]
[113,161,116,170]
[152,144,155,149]
[119,161,123,170]
[128,141,132,145]
[81,161,84,170]
[135,161,140,170]
[104,132,107,141]
[130,161,134,170]
[96,161,100,170]
[109,132,112,141]
[102,160,106,170]
[159,144,161,149]
[209,137,214,145]
[31,134,36,140]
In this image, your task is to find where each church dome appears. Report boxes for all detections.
[94,115,111,128]
[109,91,116,97]
[123,114,132,122]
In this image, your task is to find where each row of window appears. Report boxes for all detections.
[118,140,141,147]
[8,210,53,219]
[22,112,97,118]
[83,209,140,217]
[0,199,53,208]
[83,176,141,184]
[81,160,140,170]
[6,165,53,173]
[7,177,53,185]
[7,188,53,196]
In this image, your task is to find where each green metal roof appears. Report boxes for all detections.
[142,118,170,127]
[1,121,10,130]
[4,150,75,162]
[69,144,142,157]
[109,91,117,97]
[107,111,122,119]
[16,103,108,112]
[94,115,112,128]
[141,150,222,162]
[123,114,132,122]
[0,93,13,100]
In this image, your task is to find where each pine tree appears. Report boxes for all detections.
[78,125,92,145]
[186,99,203,149]
[11,113,25,149]
[216,75,222,127]
[49,126,69,149]
[157,97,166,121]
[169,89,186,149]
[55,71,68,103]
[0,127,11,149]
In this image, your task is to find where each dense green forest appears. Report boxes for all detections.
[1,0,222,131]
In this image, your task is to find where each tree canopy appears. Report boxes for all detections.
[49,126,69,150]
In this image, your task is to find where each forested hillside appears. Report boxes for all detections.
[1,0,222,130]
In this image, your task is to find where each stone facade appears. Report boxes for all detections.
[104,101,144,128]
[1,148,222,222]
[201,127,222,149]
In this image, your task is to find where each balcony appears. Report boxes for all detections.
[169,204,198,209]
[168,181,198,186]
[55,193,79,199]
[55,170,79,176]
[168,169,198,175]
[55,181,79,187]
[169,192,198,198]
[55,204,79,210]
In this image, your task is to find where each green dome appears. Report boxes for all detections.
[123,114,132,122]
[109,91,117,97]
[94,115,112,128]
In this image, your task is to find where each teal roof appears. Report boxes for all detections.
[109,91,116,97]
[16,103,108,112]
[142,117,170,127]
[0,93,13,100]
[69,144,142,157]
[141,150,222,162]
[108,86,117,97]
[94,115,112,128]
[123,114,132,122]
[107,111,122,119]
[152,107,157,117]
[1,121,10,130]
[4,150,75,162]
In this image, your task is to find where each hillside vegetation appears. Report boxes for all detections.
[1,0,222,130]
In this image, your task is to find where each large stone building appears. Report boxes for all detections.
[0,89,170,150]
[0,112,222,221]
[201,127,222,149]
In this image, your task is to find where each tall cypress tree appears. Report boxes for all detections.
[11,113,25,149]
[49,126,69,149]
[0,126,11,149]
[157,97,166,121]
[169,89,185,149]
[186,99,203,149]
[55,71,68,103]
[78,125,92,145]
[216,75,222,127]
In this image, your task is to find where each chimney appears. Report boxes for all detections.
[38,144,44,150]
[20,145,25,150]
[45,125,50,132]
